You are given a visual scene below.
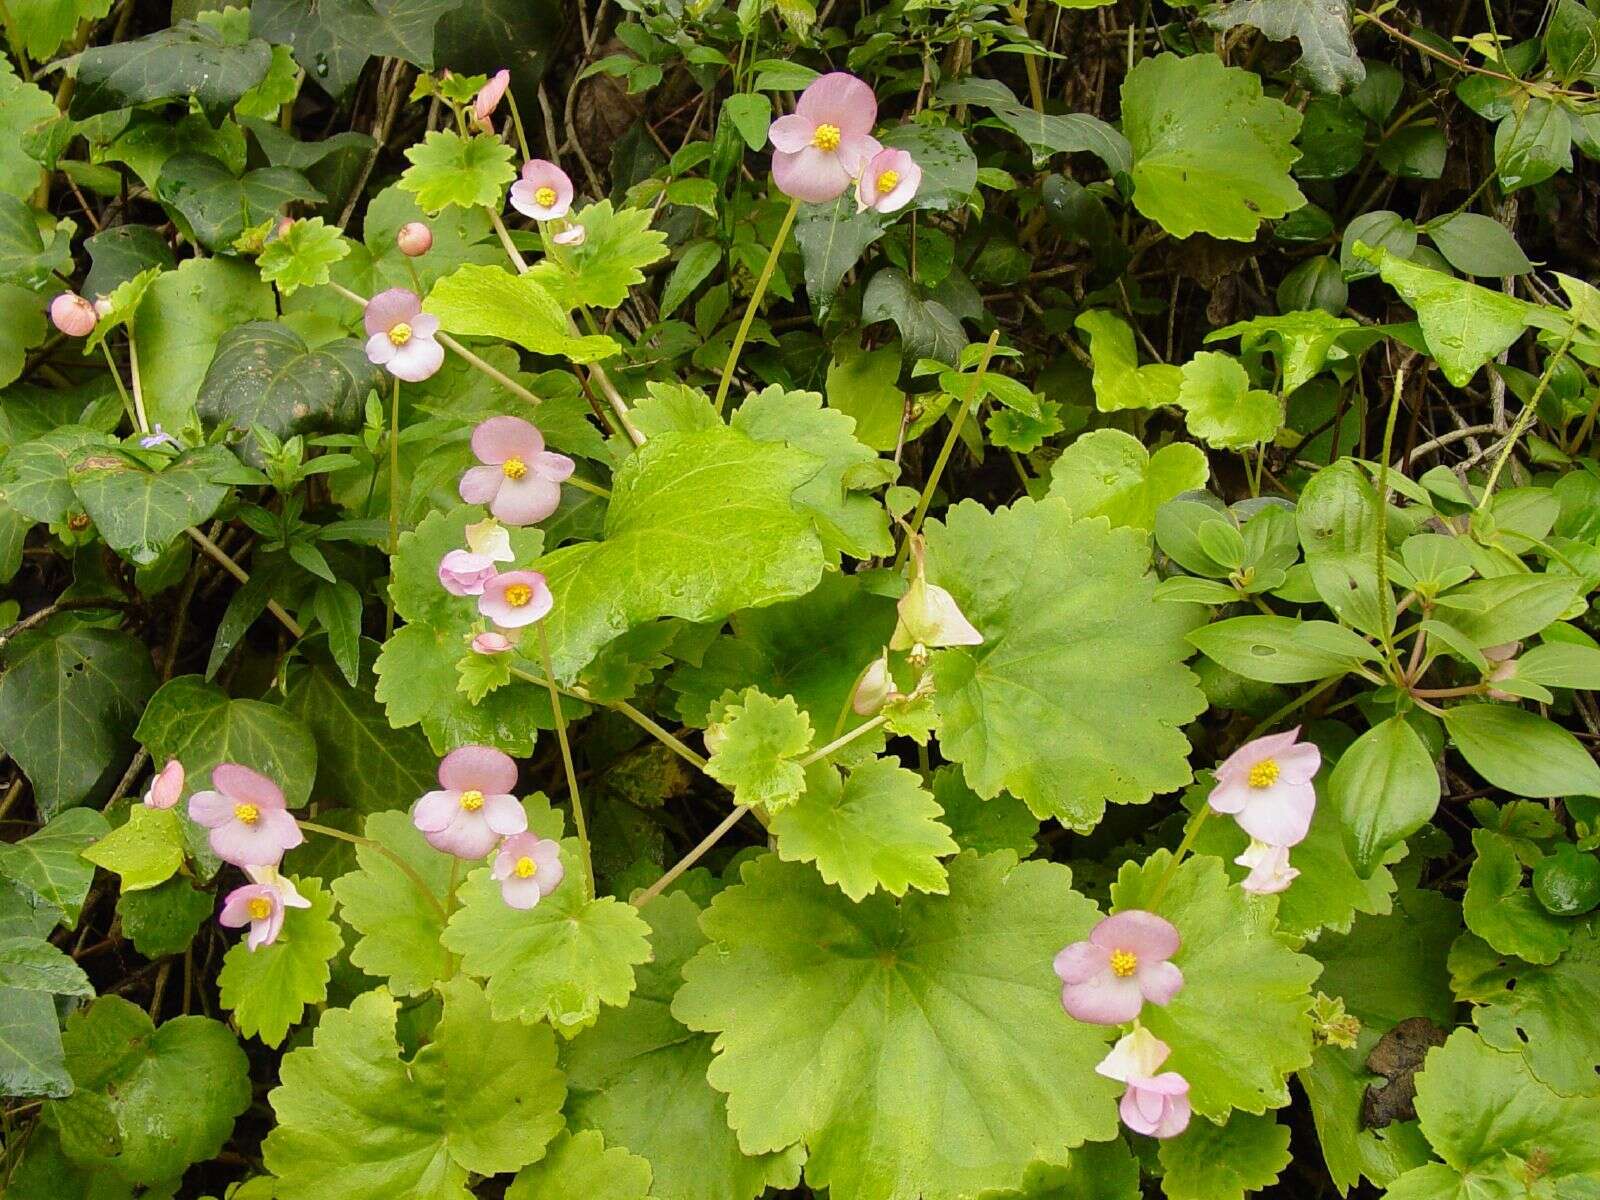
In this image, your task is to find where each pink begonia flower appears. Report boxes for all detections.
[1236,839,1300,896]
[1208,727,1321,848]
[1054,910,1183,1025]
[218,868,311,951]
[438,550,499,596]
[472,631,515,655]
[478,570,553,628]
[142,759,184,810]
[510,160,574,221]
[1096,1027,1192,1139]
[459,416,574,525]
[50,292,97,338]
[475,69,510,125]
[491,832,564,909]
[188,764,303,868]
[396,221,433,257]
[856,146,920,214]
[364,288,444,383]
[412,745,527,859]
[768,72,882,203]
[552,223,586,246]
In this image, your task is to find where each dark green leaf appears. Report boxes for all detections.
[157,153,322,251]
[68,443,234,566]
[67,21,273,120]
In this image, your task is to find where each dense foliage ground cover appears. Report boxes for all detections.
[3,0,1600,1196]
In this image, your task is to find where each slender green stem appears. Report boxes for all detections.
[797,712,887,767]
[503,89,532,162]
[126,326,150,434]
[713,195,800,415]
[300,820,448,923]
[1246,675,1343,741]
[1373,359,1407,678]
[1479,319,1579,512]
[536,622,593,896]
[1146,806,1210,911]
[98,342,139,431]
[386,375,401,639]
[632,803,750,908]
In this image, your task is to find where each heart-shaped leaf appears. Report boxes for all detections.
[157,153,322,251]
[68,443,233,565]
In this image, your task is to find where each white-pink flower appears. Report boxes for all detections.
[50,292,97,338]
[1054,910,1183,1025]
[363,288,444,382]
[188,764,303,868]
[458,416,574,525]
[412,745,527,859]
[856,146,920,214]
[509,159,574,220]
[472,631,515,655]
[1096,1027,1192,1139]
[475,68,510,125]
[218,868,311,951]
[478,570,552,628]
[1236,839,1300,895]
[1208,728,1321,848]
[552,223,586,246]
[438,550,499,597]
[142,759,184,810]
[490,832,564,909]
[768,72,882,203]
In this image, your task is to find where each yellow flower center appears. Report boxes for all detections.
[234,803,260,825]
[876,168,900,194]
[812,123,841,151]
[504,583,533,608]
[1248,759,1280,789]
[388,321,412,346]
[514,855,538,879]
[1110,949,1139,978]
[535,186,557,208]
[247,896,273,920]
[459,789,485,811]
[502,457,528,480]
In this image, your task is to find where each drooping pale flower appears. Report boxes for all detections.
[1236,838,1300,895]
[218,867,311,951]
[142,759,184,810]
[474,69,510,125]
[1054,910,1183,1025]
[856,146,920,214]
[397,221,433,257]
[459,416,574,525]
[478,570,553,628]
[509,159,574,221]
[1208,728,1321,848]
[472,631,515,655]
[438,550,499,597]
[852,651,894,716]
[50,292,97,338]
[465,517,513,561]
[490,832,564,909]
[188,764,303,867]
[768,72,882,203]
[139,425,180,450]
[412,745,528,859]
[1096,1027,1192,1139]
[890,537,982,651]
[1484,641,1520,701]
[552,223,586,246]
[364,288,444,382]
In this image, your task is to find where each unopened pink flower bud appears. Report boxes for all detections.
[50,292,97,338]
[276,217,295,239]
[397,221,433,257]
[852,652,893,716]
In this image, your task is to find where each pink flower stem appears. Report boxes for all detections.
[126,323,151,435]
[98,342,140,431]
[632,803,752,909]
[299,819,449,924]
[503,88,533,162]
[386,375,401,639]
[535,622,594,898]
[797,713,887,767]
[1147,806,1211,912]
[713,194,801,416]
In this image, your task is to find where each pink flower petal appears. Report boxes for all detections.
[1216,729,1301,777]
[219,884,269,928]
[1276,742,1322,784]
[1052,940,1110,985]
[1207,776,1251,815]
[438,549,498,596]
[413,789,461,832]
[1136,960,1184,1007]
[498,874,547,909]
[835,132,882,179]
[475,69,510,122]
[145,760,184,809]
[214,764,285,810]
[1119,1088,1160,1136]
[772,147,853,203]
[796,72,877,136]
[1061,974,1145,1025]
[482,793,528,836]
[1153,1089,1191,1139]
[768,112,816,153]
[1236,781,1317,847]
[459,464,503,506]
[363,288,422,336]
[209,820,288,868]
[472,416,544,465]
[1090,910,1179,960]
[533,450,575,482]
[438,745,518,794]
[386,336,444,383]
[410,313,441,339]
[478,571,552,627]
[490,475,562,525]
[424,810,499,859]
[188,789,235,828]
[365,332,397,366]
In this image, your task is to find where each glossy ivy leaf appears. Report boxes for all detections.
[400,130,516,213]
[1121,52,1304,240]
[1110,851,1320,1118]
[794,196,884,308]
[505,1130,652,1200]
[46,997,250,1186]
[136,675,319,811]
[533,427,827,679]
[1175,351,1282,448]
[0,937,91,995]
[68,443,232,566]
[1385,1030,1600,1198]
[423,264,618,362]
[251,0,459,98]
[0,194,74,291]
[66,21,272,120]
[0,623,155,816]
[938,76,1130,172]
[525,201,670,310]
[331,810,454,996]
[1443,703,1600,799]
[704,687,813,811]
[1207,310,1367,394]
[441,844,652,1034]
[565,892,805,1200]
[82,804,185,892]
[1157,1111,1291,1200]
[116,876,213,959]
[1494,96,1572,194]
[1048,429,1208,531]
[861,267,966,366]
[259,217,351,294]
[1206,0,1364,94]
[0,809,107,924]
[156,153,321,251]
[217,876,342,1047]
[674,852,1122,1200]
[0,425,116,523]
[1463,828,1572,965]
[1074,309,1182,412]
[0,987,69,1098]
[926,498,1206,830]
[1331,716,1439,878]
[770,758,958,900]
[263,980,566,1198]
